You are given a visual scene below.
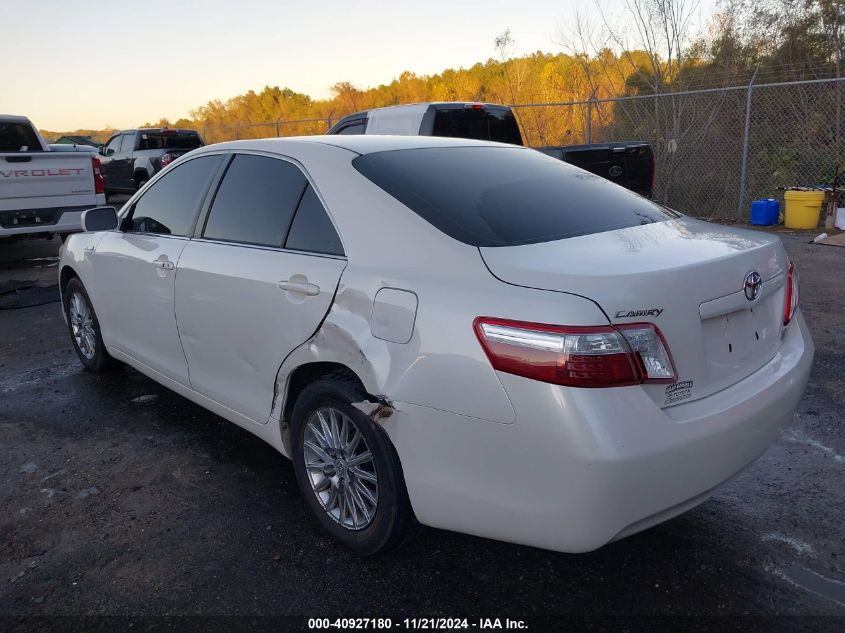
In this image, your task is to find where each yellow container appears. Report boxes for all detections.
[783,190,825,229]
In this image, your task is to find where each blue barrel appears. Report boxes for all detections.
[751,199,779,225]
[766,199,780,225]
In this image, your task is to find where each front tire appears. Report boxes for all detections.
[63,278,115,372]
[291,373,418,554]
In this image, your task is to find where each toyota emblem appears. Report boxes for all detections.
[608,165,623,178]
[744,271,762,301]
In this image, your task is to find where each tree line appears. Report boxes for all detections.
[40,0,842,148]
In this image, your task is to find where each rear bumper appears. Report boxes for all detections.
[388,311,813,552]
[0,198,105,237]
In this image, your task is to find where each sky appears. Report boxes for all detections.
[2,0,717,131]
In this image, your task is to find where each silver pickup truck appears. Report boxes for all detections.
[0,115,106,241]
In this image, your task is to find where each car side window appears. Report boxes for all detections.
[104,136,121,155]
[119,133,136,153]
[126,155,223,237]
[336,121,366,135]
[202,154,307,247]
[285,184,344,256]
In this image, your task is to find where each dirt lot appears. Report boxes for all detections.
[0,225,843,630]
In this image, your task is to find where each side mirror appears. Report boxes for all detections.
[81,206,118,232]
[103,148,115,157]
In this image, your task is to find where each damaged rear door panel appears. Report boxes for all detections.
[176,243,347,424]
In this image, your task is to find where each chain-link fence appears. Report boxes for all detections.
[200,118,333,144]
[513,76,844,219]
[198,76,844,220]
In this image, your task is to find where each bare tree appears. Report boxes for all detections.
[495,29,549,143]
[494,29,518,104]
[557,0,745,203]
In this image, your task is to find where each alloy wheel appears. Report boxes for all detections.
[69,292,96,360]
[303,406,379,530]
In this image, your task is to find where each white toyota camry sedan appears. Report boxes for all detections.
[59,135,813,554]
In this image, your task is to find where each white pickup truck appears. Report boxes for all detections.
[0,115,106,241]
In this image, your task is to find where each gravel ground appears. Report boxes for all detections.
[0,226,842,631]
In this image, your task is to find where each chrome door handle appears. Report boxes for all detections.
[153,260,175,271]
[279,280,320,296]
[84,246,95,252]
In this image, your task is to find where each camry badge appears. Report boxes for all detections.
[744,271,762,301]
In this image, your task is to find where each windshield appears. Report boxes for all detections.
[138,132,202,151]
[353,146,678,247]
[0,122,43,152]
[432,108,523,145]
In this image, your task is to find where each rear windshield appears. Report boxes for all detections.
[353,146,678,247]
[138,132,202,150]
[432,108,522,145]
[0,122,43,152]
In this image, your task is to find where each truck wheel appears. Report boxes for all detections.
[63,278,115,372]
[290,372,418,555]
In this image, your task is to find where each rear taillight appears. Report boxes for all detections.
[784,259,799,325]
[474,317,676,388]
[160,153,173,168]
[92,157,105,194]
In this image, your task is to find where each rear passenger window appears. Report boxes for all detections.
[0,121,43,152]
[203,154,307,247]
[285,185,344,256]
[127,155,223,236]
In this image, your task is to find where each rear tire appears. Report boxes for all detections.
[290,373,418,555]
[63,278,115,372]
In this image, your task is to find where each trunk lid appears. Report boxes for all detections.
[479,217,788,407]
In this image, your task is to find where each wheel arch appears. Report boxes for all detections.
[278,360,391,457]
[59,265,82,315]
[59,264,79,293]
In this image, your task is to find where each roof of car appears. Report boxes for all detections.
[125,128,199,134]
[339,102,511,118]
[196,134,522,156]
[0,115,33,123]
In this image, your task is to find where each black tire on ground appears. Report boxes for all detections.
[62,277,116,372]
[290,372,419,555]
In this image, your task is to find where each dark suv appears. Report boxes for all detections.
[100,128,203,197]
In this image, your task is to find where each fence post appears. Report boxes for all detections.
[585,88,597,144]
[275,119,281,137]
[736,66,760,219]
